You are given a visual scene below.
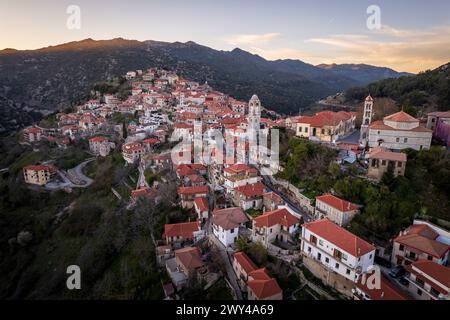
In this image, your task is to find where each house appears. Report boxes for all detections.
[251,208,299,247]
[122,142,145,164]
[391,220,450,266]
[353,272,409,300]
[367,147,407,181]
[166,246,204,289]
[223,164,260,193]
[212,207,249,247]
[183,174,207,187]
[314,194,360,227]
[178,185,209,209]
[131,187,157,201]
[232,182,266,210]
[295,111,356,143]
[233,251,282,300]
[404,260,450,300]
[247,268,283,300]
[262,192,284,211]
[194,197,209,221]
[301,219,376,282]
[368,111,432,151]
[426,110,450,147]
[233,251,258,288]
[142,138,160,152]
[163,221,203,244]
[23,165,57,186]
[23,127,43,143]
[89,136,111,156]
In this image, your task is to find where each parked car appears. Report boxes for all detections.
[398,277,409,286]
[389,266,405,278]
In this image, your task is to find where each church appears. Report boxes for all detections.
[360,95,432,151]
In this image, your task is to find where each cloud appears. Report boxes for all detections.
[306,25,450,72]
[225,33,281,46]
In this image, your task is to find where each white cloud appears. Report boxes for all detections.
[225,33,282,46]
[305,25,450,72]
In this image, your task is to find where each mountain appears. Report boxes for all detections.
[0,38,410,132]
[317,63,413,85]
[345,62,450,111]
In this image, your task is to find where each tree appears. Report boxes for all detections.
[235,236,249,252]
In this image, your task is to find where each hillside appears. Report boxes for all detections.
[0,38,409,133]
[317,63,412,85]
[345,62,450,113]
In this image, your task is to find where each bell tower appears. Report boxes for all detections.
[360,94,374,147]
[248,94,261,133]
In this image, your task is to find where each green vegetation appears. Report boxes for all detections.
[277,136,450,242]
[346,63,450,111]
[276,138,338,197]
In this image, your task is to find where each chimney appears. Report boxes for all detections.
[381,292,384,298]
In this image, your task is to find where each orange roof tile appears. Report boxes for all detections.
[303,219,375,257]
[316,194,359,212]
[164,221,201,239]
[253,208,299,228]
[234,251,257,275]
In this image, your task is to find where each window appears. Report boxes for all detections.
[270,228,272,233]
[398,162,403,167]
[417,289,422,296]
[335,263,339,269]
[319,239,324,246]
[325,257,329,263]
[396,138,400,142]
[321,129,325,134]
[382,160,386,166]
[404,138,408,143]
[308,246,311,253]
[342,254,348,261]
[230,228,234,234]
[432,118,436,122]
[346,269,351,275]
[399,244,404,251]
[427,255,433,261]
[369,254,373,259]
[317,253,322,260]
[305,127,308,133]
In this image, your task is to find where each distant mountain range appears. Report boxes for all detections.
[0,38,413,132]
[345,62,450,112]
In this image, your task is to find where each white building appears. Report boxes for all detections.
[315,194,360,227]
[251,208,299,247]
[359,95,374,146]
[301,219,376,282]
[212,207,249,247]
[368,111,432,151]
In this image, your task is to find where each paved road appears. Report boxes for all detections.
[47,158,95,190]
[262,175,312,222]
[67,158,95,186]
[208,234,243,300]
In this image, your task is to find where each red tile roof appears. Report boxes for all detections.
[247,268,282,299]
[163,221,201,239]
[194,197,209,212]
[253,208,299,228]
[175,246,203,271]
[212,207,249,230]
[369,120,432,132]
[234,251,257,275]
[368,147,407,162]
[224,164,258,175]
[89,136,108,143]
[406,260,450,294]
[131,187,156,199]
[297,111,356,127]
[178,185,209,195]
[263,192,284,204]
[316,194,359,212]
[394,224,449,259]
[384,111,418,122]
[355,272,409,300]
[303,219,375,257]
[234,182,266,198]
[24,127,43,134]
[23,164,57,173]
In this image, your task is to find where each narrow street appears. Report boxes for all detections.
[208,234,243,300]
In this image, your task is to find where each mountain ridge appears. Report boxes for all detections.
[0,38,412,133]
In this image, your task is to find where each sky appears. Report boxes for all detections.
[1,0,450,73]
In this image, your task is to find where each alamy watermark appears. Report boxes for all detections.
[66,5,81,30]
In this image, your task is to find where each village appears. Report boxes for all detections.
[18,67,450,301]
